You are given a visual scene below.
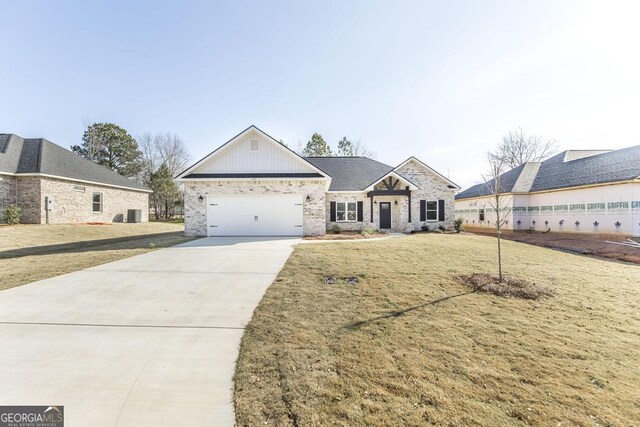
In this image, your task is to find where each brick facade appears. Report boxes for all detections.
[326,159,457,233]
[1,175,149,224]
[183,180,326,236]
[0,174,17,222]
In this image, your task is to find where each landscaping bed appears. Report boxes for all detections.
[234,233,640,426]
[304,230,388,240]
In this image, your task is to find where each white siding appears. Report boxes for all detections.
[192,130,316,174]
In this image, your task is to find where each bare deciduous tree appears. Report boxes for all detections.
[352,140,376,158]
[495,128,557,169]
[138,132,191,219]
[482,152,512,282]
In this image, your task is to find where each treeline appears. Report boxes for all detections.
[71,122,190,220]
[283,133,376,158]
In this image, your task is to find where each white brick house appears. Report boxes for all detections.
[177,126,459,236]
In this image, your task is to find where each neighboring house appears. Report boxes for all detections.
[177,125,459,236]
[0,134,151,224]
[454,146,640,237]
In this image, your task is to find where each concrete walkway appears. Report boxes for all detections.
[0,237,299,426]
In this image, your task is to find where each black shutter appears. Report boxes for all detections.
[330,201,337,222]
[438,199,445,221]
[420,200,426,221]
[357,201,363,222]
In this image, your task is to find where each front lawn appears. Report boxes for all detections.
[234,234,640,426]
[0,222,194,291]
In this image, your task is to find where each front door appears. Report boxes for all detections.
[379,202,391,229]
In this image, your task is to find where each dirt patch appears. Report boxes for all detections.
[457,273,553,300]
[467,228,640,264]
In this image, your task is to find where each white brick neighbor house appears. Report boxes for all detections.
[0,134,151,224]
[454,146,640,237]
[177,125,460,236]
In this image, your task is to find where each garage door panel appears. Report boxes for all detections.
[207,194,303,236]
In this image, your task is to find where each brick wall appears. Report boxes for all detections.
[0,174,17,222]
[183,180,326,236]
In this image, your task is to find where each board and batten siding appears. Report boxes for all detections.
[455,182,640,236]
[192,131,315,174]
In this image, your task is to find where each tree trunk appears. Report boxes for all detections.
[496,194,503,282]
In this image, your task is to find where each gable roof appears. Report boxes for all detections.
[176,125,329,180]
[0,134,150,192]
[305,157,394,191]
[455,145,640,200]
[395,156,460,189]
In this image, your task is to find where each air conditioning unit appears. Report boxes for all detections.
[127,209,142,223]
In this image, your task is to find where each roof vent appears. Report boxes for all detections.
[250,139,259,152]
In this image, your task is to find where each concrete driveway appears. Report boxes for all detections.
[0,237,299,426]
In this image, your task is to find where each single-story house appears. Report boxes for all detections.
[0,133,151,224]
[454,146,640,237]
[177,125,459,236]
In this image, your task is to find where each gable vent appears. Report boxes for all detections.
[250,139,259,152]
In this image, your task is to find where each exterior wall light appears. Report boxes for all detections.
[198,195,204,202]
[575,221,580,226]
[306,195,311,202]
[615,221,622,228]
[593,221,599,227]
[544,220,549,226]
[559,220,564,225]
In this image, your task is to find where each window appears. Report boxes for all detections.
[479,208,485,221]
[426,201,437,221]
[336,202,357,221]
[92,192,102,213]
[250,139,259,151]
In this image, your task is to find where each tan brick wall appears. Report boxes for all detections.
[16,177,42,224]
[0,174,17,222]
[37,177,149,224]
[183,180,326,236]
[396,159,457,231]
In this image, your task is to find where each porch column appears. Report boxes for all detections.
[408,191,411,222]
[370,196,374,223]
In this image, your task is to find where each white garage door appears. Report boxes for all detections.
[207,194,303,236]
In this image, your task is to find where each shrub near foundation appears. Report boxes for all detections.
[3,205,21,225]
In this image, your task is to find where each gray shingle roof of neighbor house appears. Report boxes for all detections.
[455,144,640,200]
[305,156,395,191]
[0,134,151,192]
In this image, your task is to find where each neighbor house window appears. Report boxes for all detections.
[250,139,259,151]
[426,201,437,221]
[92,192,102,213]
[336,202,357,221]
[479,208,485,221]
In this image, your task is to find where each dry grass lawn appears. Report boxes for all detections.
[0,222,193,291]
[235,233,640,426]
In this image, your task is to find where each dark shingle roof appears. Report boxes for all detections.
[305,157,394,191]
[183,173,323,179]
[456,145,640,199]
[0,134,150,192]
[455,164,526,199]
[530,146,640,191]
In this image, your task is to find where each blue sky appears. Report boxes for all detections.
[1,1,639,188]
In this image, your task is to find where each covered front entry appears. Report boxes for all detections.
[207,194,303,236]
[379,202,392,229]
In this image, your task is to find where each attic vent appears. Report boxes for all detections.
[250,139,259,152]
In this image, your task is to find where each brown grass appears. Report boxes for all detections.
[234,233,640,426]
[304,231,388,240]
[0,222,194,291]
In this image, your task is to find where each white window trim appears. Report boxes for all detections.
[426,200,438,222]
[92,192,103,213]
[336,201,357,222]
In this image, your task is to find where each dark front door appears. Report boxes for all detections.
[379,202,391,229]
